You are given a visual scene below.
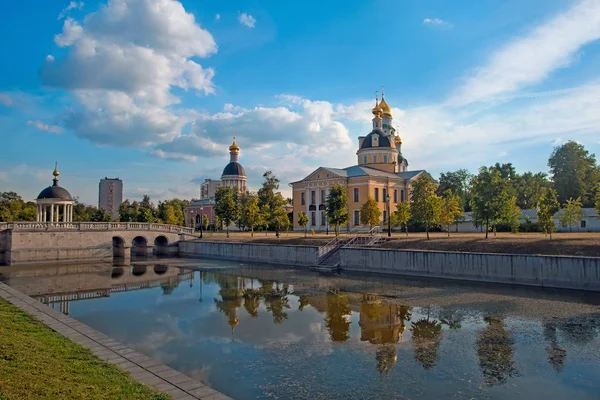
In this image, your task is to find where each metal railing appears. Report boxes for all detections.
[315,226,382,265]
[0,222,194,235]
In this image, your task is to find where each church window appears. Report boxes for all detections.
[363,155,367,164]
[401,190,405,202]
[321,190,326,203]
[320,211,325,226]
[374,188,379,202]
[311,211,316,226]
[394,189,398,203]
[353,188,359,202]
[354,210,360,225]
[311,191,315,205]
[301,192,305,205]
[383,155,388,163]
[373,155,378,163]
[383,188,387,201]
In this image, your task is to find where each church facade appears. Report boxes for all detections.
[290,91,430,231]
[186,137,247,229]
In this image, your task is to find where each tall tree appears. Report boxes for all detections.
[391,202,411,236]
[500,195,521,234]
[470,167,513,239]
[491,162,517,181]
[241,194,261,237]
[410,175,441,240]
[438,190,463,237]
[214,186,240,238]
[438,169,473,211]
[271,193,290,237]
[0,192,37,222]
[513,172,550,209]
[548,141,600,206]
[258,170,280,209]
[360,197,381,229]
[560,197,584,232]
[326,184,349,236]
[298,212,309,238]
[538,188,560,239]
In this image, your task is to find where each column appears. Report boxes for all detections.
[62,204,66,222]
[305,188,310,228]
[69,204,73,222]
[315,187,320,229]
[36,204,40,222]
[50,204,54,223]
[42,206,46,222]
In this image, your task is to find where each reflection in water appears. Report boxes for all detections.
[476,316,519,386]
[3,262,600,400]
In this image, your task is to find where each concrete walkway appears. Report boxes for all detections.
[0,282,231,400]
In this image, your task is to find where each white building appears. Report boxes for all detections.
[99,178,123,221]
[454,208,600,233]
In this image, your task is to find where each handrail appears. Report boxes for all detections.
[0,221,194,235]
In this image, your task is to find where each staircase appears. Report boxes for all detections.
[312,227,383,272]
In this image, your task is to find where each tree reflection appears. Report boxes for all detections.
[410,314,443,370]
[298,295,310,311]
[243,288,261,318]
[214,275,244,337]
[439,309,463,330]
[476,316,518,386]
[376,344,397,377]
[544,321,566,372]
[325,293,352,342]
[262,281,292,324]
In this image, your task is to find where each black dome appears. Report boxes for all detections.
[222,161,246,177]
[360,130,392,149]
[37,185,73,200]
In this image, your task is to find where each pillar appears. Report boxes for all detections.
[42,206,46,222]
[62,204,66,222]
[50,204,54,223]
[69,204,73,222]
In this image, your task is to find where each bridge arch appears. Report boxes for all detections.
[132,236,149,256]
[132,265,147,276]
[154,264,168,275]
[153,235,169,256]
[112,236,127,258]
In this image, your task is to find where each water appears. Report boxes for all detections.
[2,258,600,400]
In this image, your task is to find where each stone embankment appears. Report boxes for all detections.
[181,241,600,292]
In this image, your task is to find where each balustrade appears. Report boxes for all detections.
[0,221,194,235]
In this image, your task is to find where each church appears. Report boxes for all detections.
[186,137,247,229]
[290,90,430,231]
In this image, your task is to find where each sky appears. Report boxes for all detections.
[1,0,600,205]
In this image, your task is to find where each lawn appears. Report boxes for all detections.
[0,299,169,400]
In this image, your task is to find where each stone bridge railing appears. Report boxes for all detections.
[0,222,195,235]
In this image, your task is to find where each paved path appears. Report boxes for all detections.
[0,282,231,400]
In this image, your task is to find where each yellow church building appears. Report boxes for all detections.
[290,90,430,231]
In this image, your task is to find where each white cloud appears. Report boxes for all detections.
[0,93,12,106]
[45,54,55,62]
[27,120,63,134]
[58,1,84,20]
[215,14,220,21]
[452,0,600,105]
[551,137,563,146]
[423,18,452,28]
[238,12,256,28]
[41,0,217,147]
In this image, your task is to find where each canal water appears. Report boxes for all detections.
[2,258,600,400]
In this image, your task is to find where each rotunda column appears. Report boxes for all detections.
[62,204,67,222]
[50,204,54,223]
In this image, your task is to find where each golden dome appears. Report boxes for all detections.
[379,97,392,117]
[394,135,402,145]
[53,161,60,177]
[229,136,240,153]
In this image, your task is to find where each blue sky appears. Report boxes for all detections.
[1,0,599,205]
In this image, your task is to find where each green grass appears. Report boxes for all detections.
[0,299,170,400]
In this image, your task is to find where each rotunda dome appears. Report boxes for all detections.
[360,130,393,149]
[222,161,246,177]
[37,165,73,200]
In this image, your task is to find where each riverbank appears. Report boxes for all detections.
[0,298,168,400]
[196,231,600,257]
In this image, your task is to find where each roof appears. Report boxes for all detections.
[290,166,427,184]
[37,184,73,201]
[187,198,215,207]
[221,161,246,177]
[360,130,392,149]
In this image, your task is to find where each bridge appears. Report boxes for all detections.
[0,222,197,266]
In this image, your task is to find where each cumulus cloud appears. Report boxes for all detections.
[0,92,12,106]
[238,12,256,28]
[452,0,600,105]
[27,120,63,134]
[215,13,220,21]
[58,1,84,20]
[41,0,217,147]
[423,18,452,28]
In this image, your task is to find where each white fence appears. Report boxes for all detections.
[0,222,194,235]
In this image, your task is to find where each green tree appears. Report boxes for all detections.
[538,188,560,238]
[0,192,36,222]
[89,208,112,222]
[438,169,474,211]
[513,172,550,209]
[241,194,262,237]
[410,175,441,239]
[549,141,600,207]
[214,215,221,231]
[326,184,349,236]
[438,190,462,237]
[470,167,513,239]
[500,195,521,234]
[214,186,240,238]
[270,193,290,237]
[560,197,584,232]
[298,211,309,238]
[391,201,411,236]
[203,214,209,232]
[360,197,381,229]
[595,186,600,217]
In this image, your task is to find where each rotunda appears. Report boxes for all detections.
[36,163,74,223]
[220,137,247,192]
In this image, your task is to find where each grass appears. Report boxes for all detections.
[0,299,169,400]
